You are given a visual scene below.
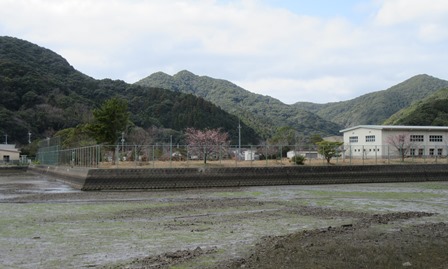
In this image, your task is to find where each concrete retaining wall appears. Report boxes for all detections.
[29,165,89,189]
[0,166,28,174]
[29,164,448,191]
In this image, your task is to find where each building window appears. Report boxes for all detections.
[429,148,435,156]
[429,135,443,142]
[410,148,416,156]
[418,149,424,156]
[365,135,375,142]
[410,135,424,142]
[349,136,358,143]
[438,148,443,156]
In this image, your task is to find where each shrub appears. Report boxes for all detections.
[291,155,306,165]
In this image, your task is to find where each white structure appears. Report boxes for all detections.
[287,150,321,159]
[0,144,20,163]
[340,125,448,158]
[243,149,259,161]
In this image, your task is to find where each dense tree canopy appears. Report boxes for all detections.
[0,36,260,148]
[87,97,130,145]
[316,141,343,164]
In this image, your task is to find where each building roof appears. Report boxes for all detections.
[0,144,20,153]
[340,125,448,133]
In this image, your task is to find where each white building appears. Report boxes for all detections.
[243,149,260,161]
[0,144,21,163]
[340,125,448,158]
[287,150,322,159]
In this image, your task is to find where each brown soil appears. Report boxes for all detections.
[1,172,448,269]
[112,212,448,269]
[215,214,448,269]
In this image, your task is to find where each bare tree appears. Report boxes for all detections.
[385,133,417,161]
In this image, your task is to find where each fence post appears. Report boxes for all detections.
[97,145,100,168]
[265,145,268,167]
[375,145,377,165]
[186,145,189,167]
[424,145,426,163]
[362,145,365,165]
[387,145,390,164]
[280,145,283,165]
[152,145,155,168]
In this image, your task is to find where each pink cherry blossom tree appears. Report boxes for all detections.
[185,128,230,164]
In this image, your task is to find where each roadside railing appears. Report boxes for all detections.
[36,143,448,168]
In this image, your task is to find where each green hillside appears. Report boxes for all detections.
[383,88,448,126]
[0,36,259,145]
[3,36,447,149]
[135,70,343,138]
[294,74,448,127]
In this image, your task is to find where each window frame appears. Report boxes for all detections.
[410,135,424,142]
[365,135,375,142]
[429,135,443,142]
[349,136,358,143]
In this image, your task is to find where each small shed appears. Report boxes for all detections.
[287,150,321,159]
[243,149,260,161]
[0,144,21,163]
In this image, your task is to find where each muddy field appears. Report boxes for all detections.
[1,171,448,268]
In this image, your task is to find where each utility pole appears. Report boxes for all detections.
[28,131,31,144]
[238,120,241,161]
[170,135,173,167]
[121,132,125,160]
[4,133,8,144]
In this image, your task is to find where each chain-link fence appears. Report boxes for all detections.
[36,142,448,168]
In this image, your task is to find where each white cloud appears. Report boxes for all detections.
[236,75,390,104]
[374,0,448,26]
[1,0,448,103]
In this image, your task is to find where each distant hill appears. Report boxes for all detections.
[0,36,259,145]
[135,70,343,138]
[4,36,448,148]
[294,74,448,127]
[383,88,448,126]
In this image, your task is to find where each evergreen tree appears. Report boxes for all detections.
[87,97,130,163]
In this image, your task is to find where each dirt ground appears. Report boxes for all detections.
[1,171,448,269]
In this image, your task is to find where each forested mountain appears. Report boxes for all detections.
[383,88,448,126]
[0,36,259,146]
[135,70,343,138]
[3,36,448,149]
[294,74,448,127]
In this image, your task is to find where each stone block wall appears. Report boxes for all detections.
[29,164,448,191]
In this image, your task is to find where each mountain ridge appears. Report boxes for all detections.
[136,70,343,139]
[383,87,448,126]
[3,35,448,147]
[0,36,260,146]
[294,74,448,127]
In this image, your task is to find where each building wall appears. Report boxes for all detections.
[343,127,384,158]
[342,126,448,158]
[0,149,20,162]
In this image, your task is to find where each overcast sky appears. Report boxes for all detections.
[1,0,448,104]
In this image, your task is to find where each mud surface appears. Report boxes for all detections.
[1,171,448,268]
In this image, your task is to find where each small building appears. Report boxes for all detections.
[243,149,260,161]
[287,150,322,159]
[340,125,448,158]
[0,144,21,163]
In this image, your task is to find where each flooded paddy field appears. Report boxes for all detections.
[1,171,447,268]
